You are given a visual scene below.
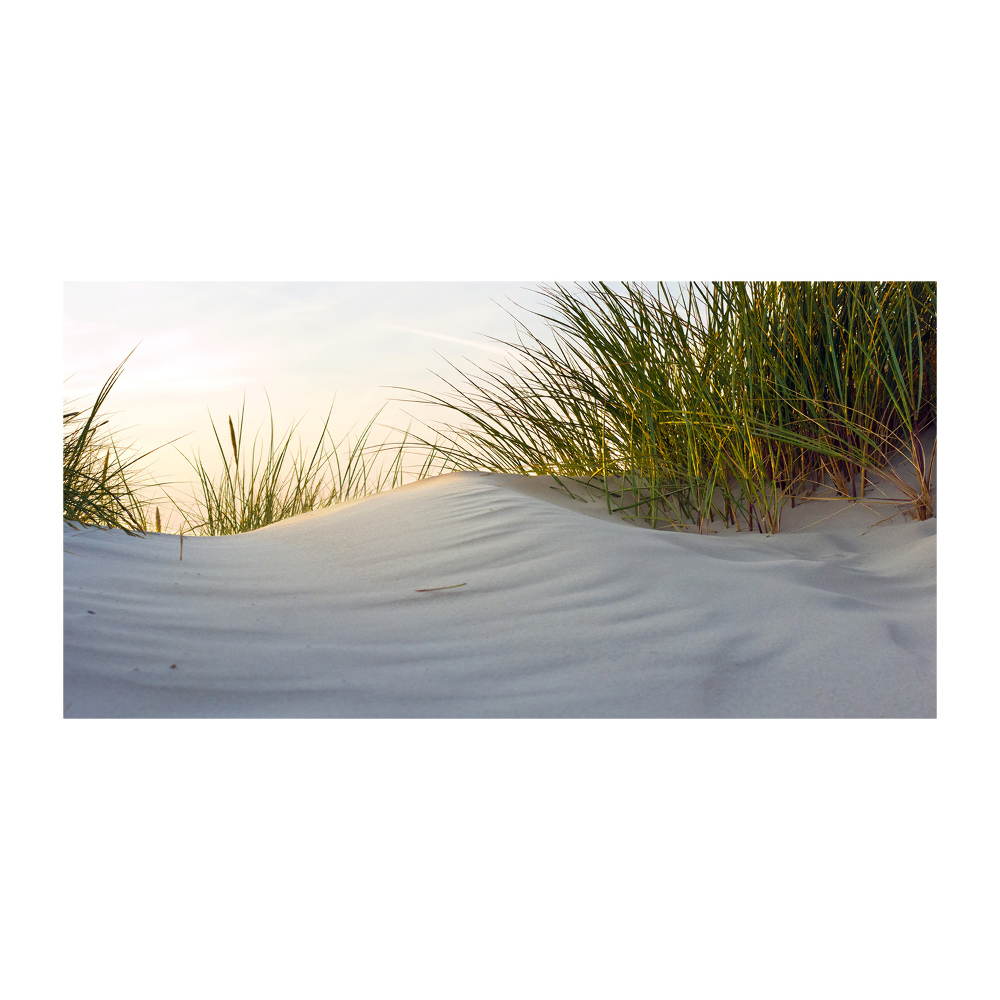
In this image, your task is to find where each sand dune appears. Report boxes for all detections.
[63,467,936,718]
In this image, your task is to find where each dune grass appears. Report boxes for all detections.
[64,340,463,537]
[168,396,455,535]
[63,348,178,535]
[63,346,464,538]
[65,283,936,538]
[396,281,936,533]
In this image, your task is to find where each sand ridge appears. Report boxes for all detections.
[63,470,936,718]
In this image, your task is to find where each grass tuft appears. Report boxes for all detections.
[395,281,936,533]
[66,284,935,540]
[64,355,458,537]
[167,396,457,535]
[63,348,179,535]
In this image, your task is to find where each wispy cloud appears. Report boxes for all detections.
[384,325,510,354]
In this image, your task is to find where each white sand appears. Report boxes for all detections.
[63,467,936,718]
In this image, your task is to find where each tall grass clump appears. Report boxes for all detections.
[399,281,936,532]
[171,397,456,535]
[63,349,174,535]
[65,351,457,538]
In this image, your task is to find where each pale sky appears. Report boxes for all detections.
[63,281,592,529]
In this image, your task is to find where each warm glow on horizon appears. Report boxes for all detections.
[64,281,580,531]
